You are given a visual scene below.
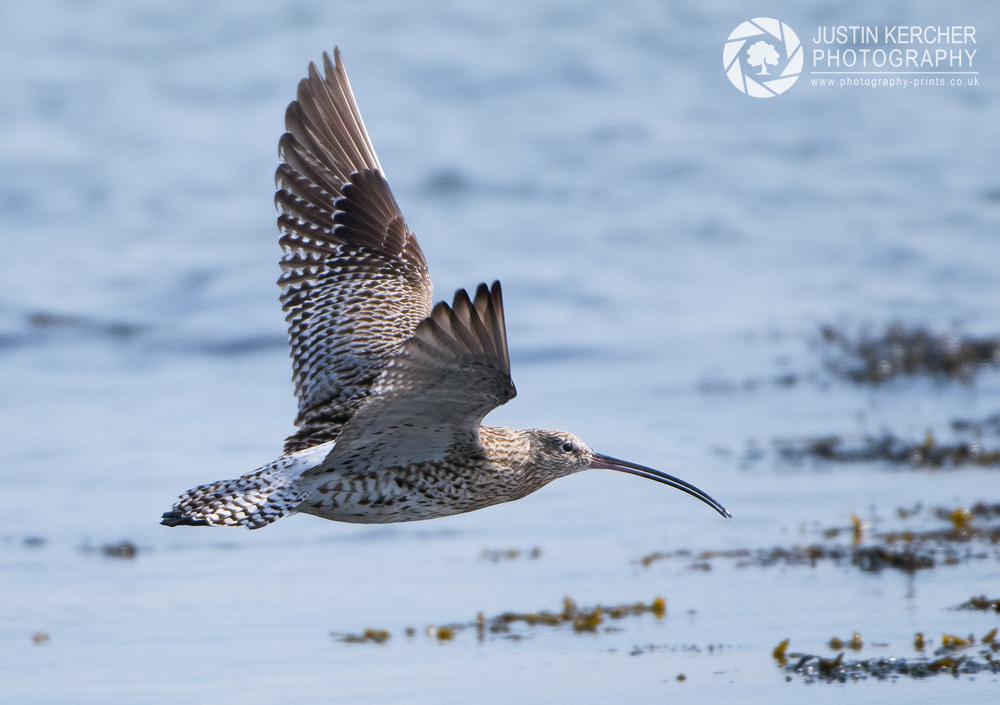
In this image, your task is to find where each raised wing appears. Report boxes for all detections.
[307,282,516,475]
[276,49,433,452]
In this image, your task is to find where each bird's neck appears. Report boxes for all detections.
[478,425,531,466]
[475,425,551,499]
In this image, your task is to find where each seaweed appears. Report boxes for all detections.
[773,638,790,666]
[101,542,137,559]
[638,543,941,574]
[483,596,663,636]
[638,504,1000,574]
[828,633,863,651]
[479,547,542,562]
[820,324,1000,384]
[777,633,1000,683]
[334,596,668,647]
[955,595,1000,613]
[334,628,391,644]
[27,311,144,340]
[766,411,1000,470]
[773,431,1000,468]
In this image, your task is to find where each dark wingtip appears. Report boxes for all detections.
[160,510,209,527]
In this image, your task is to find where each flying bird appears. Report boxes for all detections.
[161,49,730,529]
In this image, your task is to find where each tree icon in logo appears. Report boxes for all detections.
[723,18,802,97]
[746,40,779,75]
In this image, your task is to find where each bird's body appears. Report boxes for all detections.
[299,426,561,524]
[162,49,730,530]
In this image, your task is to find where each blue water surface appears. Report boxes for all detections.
[1,1,998,703]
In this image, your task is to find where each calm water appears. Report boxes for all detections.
[2,1,999,703]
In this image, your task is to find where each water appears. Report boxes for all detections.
[2,1,999,702]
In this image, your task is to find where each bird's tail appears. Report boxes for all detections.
[161,466,306,530]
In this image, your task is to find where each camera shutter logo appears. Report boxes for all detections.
[724,18,802,97]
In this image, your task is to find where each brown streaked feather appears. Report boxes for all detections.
[306,282,517,475]
[276,48,432,452]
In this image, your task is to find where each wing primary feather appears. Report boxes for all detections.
[425,306,470,357]
[299,69,364,177]
[477,282,507,368]
[473,282,491,317]
[448,290,483,353]
[327,49,384,175]
[408,333,452,362]
[466,298,495,357]
[278,126,343,198]
[470,284,495,357]
[493,281,510,368]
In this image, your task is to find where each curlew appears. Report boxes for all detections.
[161,49,730,530]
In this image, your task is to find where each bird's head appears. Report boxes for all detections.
[526,429,594,479]
[525,429,731,518]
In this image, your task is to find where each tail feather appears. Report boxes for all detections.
[160,511,209,527]
[161,469,305,530]
[162,441,336,530]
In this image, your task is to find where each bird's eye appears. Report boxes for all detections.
[561,441,575,453]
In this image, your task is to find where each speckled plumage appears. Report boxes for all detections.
[275,50,432,452]
[161,49,730,530]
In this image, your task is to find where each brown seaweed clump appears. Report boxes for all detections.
[828,633,863,651]
[772,638,790,666]
[955,595,1000,613]
[777,633,1000,683]
[485,596,665,636]
[334,628,391,644]
[638,503,1000,575]
[820,324,1000,384]
[774,432,1000,469]
[101,542,137,559]
[479,547,542,562]
[334,595,668,647]
[638,544,937,575]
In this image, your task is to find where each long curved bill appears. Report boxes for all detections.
[590,453,731,518]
